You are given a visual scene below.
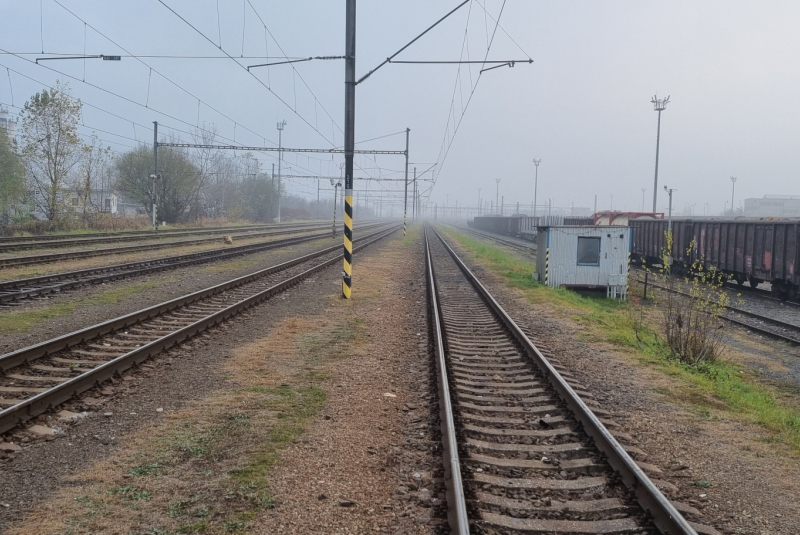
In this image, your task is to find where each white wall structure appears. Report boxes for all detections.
[535,226,631,299]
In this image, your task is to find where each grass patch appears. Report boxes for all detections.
[0,278,168,333]
[445,228,800,453]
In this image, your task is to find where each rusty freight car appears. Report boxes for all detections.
[631,218,800,299]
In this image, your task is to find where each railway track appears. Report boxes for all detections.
[425,225,708,535]
[634,269,800,345]
[0,224,399,434]
[0,222,328,252]
[0,223,384,306]
[0,222,339,269]
[452,224,537,254]
[0,222,304,244]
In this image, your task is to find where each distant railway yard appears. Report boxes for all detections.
[0,219,797,535]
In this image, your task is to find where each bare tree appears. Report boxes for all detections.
[20,81,84,221]
[74,135,112,220]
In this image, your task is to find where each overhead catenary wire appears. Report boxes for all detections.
[157,0,339,148]
[432,0,512,192]
[51,0,274,148]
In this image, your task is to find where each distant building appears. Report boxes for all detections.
[743,195,800,218]
[0,105,17,139]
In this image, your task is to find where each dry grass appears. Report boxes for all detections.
[0,233,334,283]
[8,314,365,535]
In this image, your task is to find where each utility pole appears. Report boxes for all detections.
[477,188,481,216]
[651,94,670,212]
[664,185,676,232]
[317,179,320,219]
[730,176,737,215]
[500,196,504,216]
[150,121,160,232]
[403,128,410,235]
[532,159,541,222]
[341,0,356,299]
[332,179,340,238]
[641,188,646,212]
[276,120,287,222]
[413,167,417,220]
[495,178,501,215]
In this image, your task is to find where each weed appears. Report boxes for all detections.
[111,485,152,501]
[130,463,166,477]
[694,480,713,488]
[222,520,246,532]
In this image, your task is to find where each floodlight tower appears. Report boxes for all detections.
[532,159,541,221]
[276,120,287,222]
[651,95,670,212]
[495,178,501,215]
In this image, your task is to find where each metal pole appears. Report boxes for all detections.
[413,167,417,220]
[641,188,646,212]
[501,196,503,216]
[403,127,409,235]
[730,176,737,215]
[533,159,540,222]
[341,0,356,299]
[333,183,338,237]
[317,179,320,219]
[276,121,286,222]
[652,109,661,212]
[668,189,673,232]
[152,121,158,232]
[495,178,500,213]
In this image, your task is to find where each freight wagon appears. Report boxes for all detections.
[631,218,800,299]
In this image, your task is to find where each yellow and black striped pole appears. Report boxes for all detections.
[341,0,355,299]
[342,187,353,298]
[544,247,550,286]
[403,128,410,236]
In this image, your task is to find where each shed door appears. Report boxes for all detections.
[606,231,628,274]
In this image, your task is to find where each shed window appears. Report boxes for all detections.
[577,237,601,266]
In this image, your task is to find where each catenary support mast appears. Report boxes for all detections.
[342,0,356,298]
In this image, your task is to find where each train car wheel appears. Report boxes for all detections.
[749,276,760,289]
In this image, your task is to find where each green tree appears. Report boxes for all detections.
[0,127,27,222]
[20,81,84,221]
[114,144,200,223]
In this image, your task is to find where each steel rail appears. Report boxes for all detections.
[0,225,400,434]
[0,222,328,252]
[430,225,696,535]
[423,228,470,535]
[0,223,384,304]
[0,223,341,268]
[635,274,800,345]
[0,222,312,244]
[449,224,537,254]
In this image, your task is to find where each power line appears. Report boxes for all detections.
[157,0,340,147]
[51,0,273,147]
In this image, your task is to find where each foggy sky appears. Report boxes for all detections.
[3,1,800,216]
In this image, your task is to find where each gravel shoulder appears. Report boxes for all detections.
[0,227,443,534]
[0,234,342,350]
[440,225,800,535]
